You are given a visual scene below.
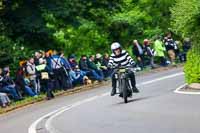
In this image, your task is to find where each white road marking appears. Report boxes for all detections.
[174,84,200,95]
[29,72,184,133]
[139,72,184,86]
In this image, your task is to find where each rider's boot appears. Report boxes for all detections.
[132,86,139,93]
[111,87,116,96]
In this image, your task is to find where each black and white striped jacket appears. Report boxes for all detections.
[108,50,135,68]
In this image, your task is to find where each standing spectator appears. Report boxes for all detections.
[154,36,168,66]
[51,52,71,90]
[37,58,55,100]
[79,55,103,81]
[182,38,191,62]
[88,55,104,81]
[143,39,156,68]
[174,41,182,62]
[26,58,40,94]
[59,52,73,89]
[164,32,176,65]
[44,50,53,71]
[34,51,42,66]
[132,40,144,69]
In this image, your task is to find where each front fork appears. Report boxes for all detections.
[115,74,132,94]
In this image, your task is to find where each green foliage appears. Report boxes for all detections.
[53,19,110,56]
[0,0,179,66]
[184,50,200,84]
[0,36,32,74]
[171,0,200,83]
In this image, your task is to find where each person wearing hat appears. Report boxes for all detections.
[108,42,139,96]
[68,54,78,70]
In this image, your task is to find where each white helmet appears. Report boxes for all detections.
[111,42,121,51]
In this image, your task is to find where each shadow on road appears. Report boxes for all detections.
[114,96,152,105]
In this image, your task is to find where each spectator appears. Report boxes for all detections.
[68,54,78,70]
[0,68,22,101]
[143,39,156,68]
[102,53,110,67]
[182,38,191,61]
[15,65,37,97]
[34,51,42,66]
[26,58,40,94]
[37,58,55,100]
[174,41,182,62]
[88,55,104,81]
[132,40,144,69]
[44,50,53,71]
[0,93,11,108]
[154,36,168,66]
[79,55,103,81]
[164,32,176,65]
[51,52,71,90]
[95,53,111,78]
[69,65,88,85]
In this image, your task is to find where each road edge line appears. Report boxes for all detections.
[174,84,200,95]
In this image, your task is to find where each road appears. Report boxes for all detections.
[0,67,200,133]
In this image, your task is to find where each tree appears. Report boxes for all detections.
[171,0,200,83]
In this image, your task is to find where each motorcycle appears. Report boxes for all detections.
[114,66,133,103]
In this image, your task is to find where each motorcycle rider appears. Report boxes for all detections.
[108,42,139,96]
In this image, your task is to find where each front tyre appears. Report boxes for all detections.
[121,79,128,103]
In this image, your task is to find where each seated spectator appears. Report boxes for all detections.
[69,65,88,85]
[68,54,78,70]
[88,55,104,81]
[26,58,40,94]
[143,39,156,69]
[15,64,37,97]
[79,55,103,81]
[95,53,111,78]
[0,67,23,101]
[102,53,110,67]
[0,93,11,108]
[132,40,145,69]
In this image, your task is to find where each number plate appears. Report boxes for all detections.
[119,69,126,73]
